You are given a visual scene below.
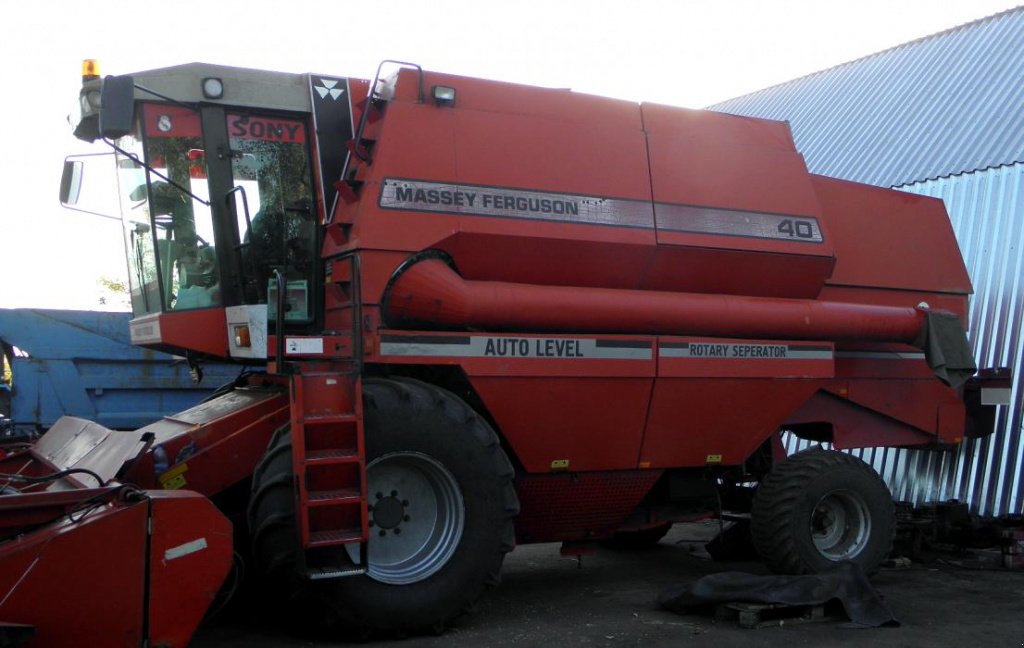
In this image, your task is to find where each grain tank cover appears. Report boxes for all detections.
[641,105,835,299]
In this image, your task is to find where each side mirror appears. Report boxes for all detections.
[58,153,122,220]
[99,75,136,139]
[59,160,83,206]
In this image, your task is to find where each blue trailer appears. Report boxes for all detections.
[0,308,241,436]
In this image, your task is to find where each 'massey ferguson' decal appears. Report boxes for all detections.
[379,178,824,244]
[380,335,652,360]
[660,342,832,360]
[379,179,653,229]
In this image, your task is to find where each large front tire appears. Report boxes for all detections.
[248,378,519,634]
[751,447,893,574]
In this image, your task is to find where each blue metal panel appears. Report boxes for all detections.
[707,7,1024,188]
[0,309,240,431]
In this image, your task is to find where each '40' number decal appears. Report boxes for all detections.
[777,218,817,239]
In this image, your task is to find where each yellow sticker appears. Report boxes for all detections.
[159,463,189,490]
[705,454,723,464]
[550,459,570,471]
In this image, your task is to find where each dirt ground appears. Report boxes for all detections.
[194,521,1024,647]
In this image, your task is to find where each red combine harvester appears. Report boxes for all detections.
[0,60,1010,645]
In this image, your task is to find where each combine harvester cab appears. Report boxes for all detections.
[0,60,1011,644]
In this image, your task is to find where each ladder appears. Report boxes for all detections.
[290,368,367,578]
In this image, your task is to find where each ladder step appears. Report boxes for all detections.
[304,448,360,465]
[309,528,363,547]
[303,414,358,424]
[305,565,366,581]
[307,488,361,506]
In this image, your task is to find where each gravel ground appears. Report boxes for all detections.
[194,521,1024,647]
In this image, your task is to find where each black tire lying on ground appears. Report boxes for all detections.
[750,446,894,575]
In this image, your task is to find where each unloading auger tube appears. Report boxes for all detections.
[383,257,976,387]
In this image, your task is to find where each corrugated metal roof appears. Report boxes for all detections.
[707,7,1024,187]
[784,163,1024,517]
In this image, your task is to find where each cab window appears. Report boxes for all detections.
[228,113,316,323]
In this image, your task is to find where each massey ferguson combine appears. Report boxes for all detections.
[0,60,1010,645]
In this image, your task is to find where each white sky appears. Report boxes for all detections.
[1,0,1019,311]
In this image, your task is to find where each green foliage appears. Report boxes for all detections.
[97,275,130,308]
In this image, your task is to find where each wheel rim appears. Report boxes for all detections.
[346,451,465,585]
[810,489,871,560]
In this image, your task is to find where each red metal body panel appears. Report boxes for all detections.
[147,491,233,647]
[641,245,833,299]
[0,499,147,647]
[473,377,653,472]
[130,308,229,358]
[0,489,231,648]
[813,175,973,296]
[786,391,940,449]
[13,388,288,496]
[123,388,288,494]
[641,379,823,467]
[372,326,965,473]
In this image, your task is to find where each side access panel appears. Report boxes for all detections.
[377,331,655,472]
[640,338,833,467]
[642,104,835,299]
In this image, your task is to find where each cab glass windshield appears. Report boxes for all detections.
[118,103,221,317]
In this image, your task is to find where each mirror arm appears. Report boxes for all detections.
[103,138,211,207]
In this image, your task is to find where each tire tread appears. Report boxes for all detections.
[751,446,894,575]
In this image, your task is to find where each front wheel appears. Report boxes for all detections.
[750,447,893,574]
[248,378,519,634]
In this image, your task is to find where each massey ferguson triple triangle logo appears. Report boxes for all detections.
[313,79,345,100]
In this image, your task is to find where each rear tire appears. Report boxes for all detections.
[248,378,519,635]
[751,447,893,574]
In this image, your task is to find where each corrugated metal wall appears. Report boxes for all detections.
[707,8,1024,188]
[785,163,1024,516]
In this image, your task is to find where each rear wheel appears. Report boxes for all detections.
[750,447,893,574]
[248,378,519,634]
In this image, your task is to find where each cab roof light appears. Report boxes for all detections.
[432,85,456,107]
[82,59,100,82]
[201,77,224,100]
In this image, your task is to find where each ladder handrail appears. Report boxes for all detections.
[350,60,424,164]
[273,268,286,369]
